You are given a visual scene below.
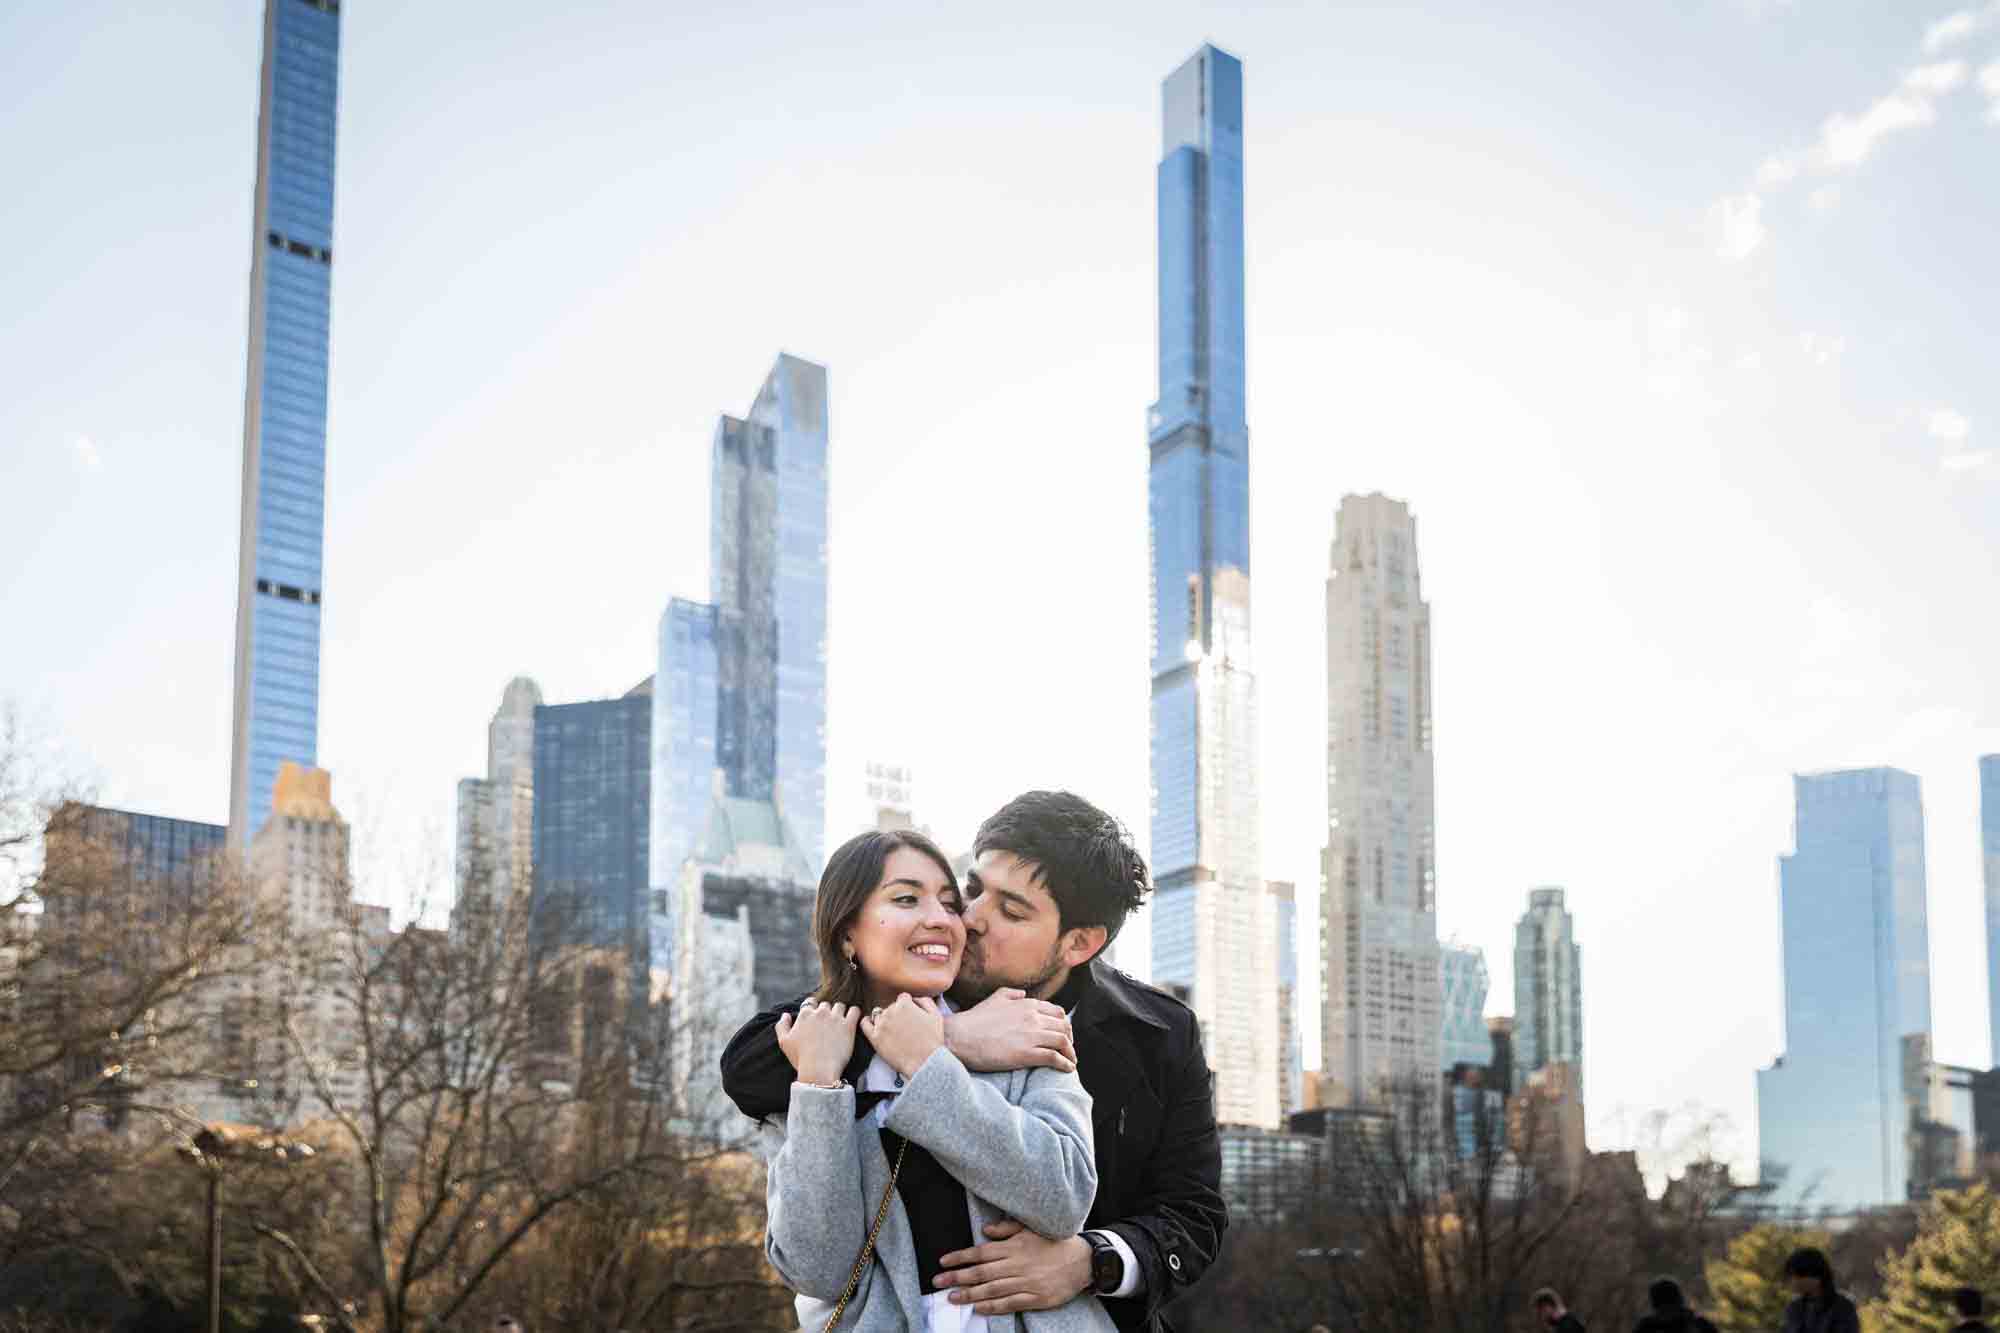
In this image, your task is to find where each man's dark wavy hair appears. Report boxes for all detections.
[972,791,1150,944]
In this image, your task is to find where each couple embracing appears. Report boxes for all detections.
[719,791,1226,1332]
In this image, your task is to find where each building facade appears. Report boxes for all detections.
[1513,888,1582,1089]
[453,677,541,941]
[531,685,653,978]
[1217,1124,1326,1224]
[1441,942,1491,1073]
[1758,767,1933,1209]
[651,355,829,989]
[1145,43,1279,1130]
[1273,880,1302,1116]
[1320,494,1442,1108]
[229,0,344,845]
[670,794,818,1140]
[1982,754,1999,1067]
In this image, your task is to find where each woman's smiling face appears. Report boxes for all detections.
[845,846,965,1007]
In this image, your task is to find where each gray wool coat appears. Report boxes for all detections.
[761,1046,1118,1333]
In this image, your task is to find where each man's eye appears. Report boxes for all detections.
[1003,910,1026,923]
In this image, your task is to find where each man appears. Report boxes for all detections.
[721,791,1225,1331]
[1533,1288,1585,1333]
[1633,1278,1716,1333]
[1952,1287,1993,1333]
[1779,1248,1860,1333]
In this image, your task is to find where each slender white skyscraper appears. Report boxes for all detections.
[1146,45,1278,1128]
[1320,494,1442,1106]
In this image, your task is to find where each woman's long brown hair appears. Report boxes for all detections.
[810,828,959,1008]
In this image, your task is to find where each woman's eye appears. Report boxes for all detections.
[893,895,918,907]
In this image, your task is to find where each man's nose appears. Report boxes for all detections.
[959,896,990,934]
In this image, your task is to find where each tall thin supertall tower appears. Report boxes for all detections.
[1320,494,1442,1107]
[1146,44,1278,1129]
[228,0,343,845]
[1980,755,1999,1067]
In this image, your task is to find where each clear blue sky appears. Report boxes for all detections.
[4,0,1997,1172]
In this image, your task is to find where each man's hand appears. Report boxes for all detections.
[945,988,1076,1074]
[936,1221,1092,1314]
[859,994,945,1078]
[775,999,859,1086]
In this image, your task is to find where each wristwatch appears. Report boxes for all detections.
[1083,1231,1124,1296]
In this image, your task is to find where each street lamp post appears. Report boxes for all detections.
[1294,1247,1365,1332]
[181,1125,315,1333]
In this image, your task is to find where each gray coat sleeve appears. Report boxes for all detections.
[761,1083,868,1300]
[884,1049,1097,1237]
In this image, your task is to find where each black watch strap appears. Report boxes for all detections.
[1083,1230,1124,1296]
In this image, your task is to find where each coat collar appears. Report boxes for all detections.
[1072,959,1169,1033]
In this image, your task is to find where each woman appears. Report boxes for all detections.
[760,828,1115,1332]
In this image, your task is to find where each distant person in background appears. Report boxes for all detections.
[1779,1248,1860,1333]
[1953,1287,1994,1333]
[1534,1287,1586,1333]
[1632,1277,1716,1333]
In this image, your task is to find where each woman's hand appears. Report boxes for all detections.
[861,994,946,1079]
[776,999,860,1086]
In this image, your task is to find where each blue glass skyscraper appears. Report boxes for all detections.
[229,0,342,844]
[532,685,653,961]
[649,599,719,970]
[1147,45,1277,1128]
[649,355,829,983]
[1758,767,1933,1209]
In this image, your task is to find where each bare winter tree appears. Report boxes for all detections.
[247,843,787,1332]
[1183,1075,1616,1333]
[0,706,270,1189]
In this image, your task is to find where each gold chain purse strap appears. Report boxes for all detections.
[821,1134,910,1331]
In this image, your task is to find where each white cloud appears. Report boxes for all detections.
[1816,63,1965,168]
[1755,154,1801,187]
[1923,2,2000,53]
[1735,346,1764,371]
[1940,449,1995,472]
[1981,60,2000,120]
[1927,407,1971,443]
[71,436,102,472]
[1923,10,1982,52]
[1807,184,1840,212]
[1903,60,1970,95]
[1707,193,1766,261]
[1799,331,1844,365]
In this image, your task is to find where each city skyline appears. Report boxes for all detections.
[6,0,1999,1171]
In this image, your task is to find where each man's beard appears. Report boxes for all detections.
[949,936,1067,1004]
